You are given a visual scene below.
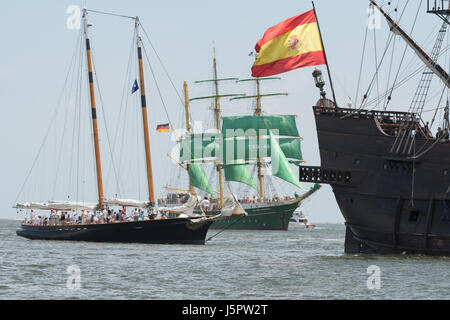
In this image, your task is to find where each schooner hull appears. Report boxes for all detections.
[209,200,300,230]
[314,107,450,255]
[16,218,213,245]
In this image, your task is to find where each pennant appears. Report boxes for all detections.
[131,79,139,94]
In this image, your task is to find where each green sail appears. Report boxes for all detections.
[279,138,302,161]
[223,164,257,190]
[189,164,214,195]
[222,136,302,164]
[180,134,302,164]
[180,133,220,163]
[269,132,302,189]
[222,115,299,137]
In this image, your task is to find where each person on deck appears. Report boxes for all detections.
[424,121,432,138]
[121,210,127,222]
[30,209,35,223]
[200,197,210,215]
[436,127,443,139]
[443,128,449,140]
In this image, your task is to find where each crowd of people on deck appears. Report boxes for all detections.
[159,193,298,211]
[24,206,170,226]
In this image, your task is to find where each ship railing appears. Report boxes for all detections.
[313,106,420,124]
[427,0,450,14]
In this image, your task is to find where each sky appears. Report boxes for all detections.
[0,0,448,222]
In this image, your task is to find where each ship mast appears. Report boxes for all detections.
[135,17,155,205]
[212,49,225,208]
[183,81,195,195]
[83,9,105,209]
[231,77,288,198]
[255,79,264,197]
[370,0,450,88]
[190,48,241,208]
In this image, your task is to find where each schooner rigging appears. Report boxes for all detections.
[14,8,247,244]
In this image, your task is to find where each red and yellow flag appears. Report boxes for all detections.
[251,10,325,77]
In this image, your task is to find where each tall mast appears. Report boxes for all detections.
[255,79,264,198]
[135,17,155,205]
[190,48,242,208]
[83,9,104,208]
[212,48,224,208]
[231,77,288,198]
[183,81,195,195]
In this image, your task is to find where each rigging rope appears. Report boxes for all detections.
[141,43,179,140]
[13,29,84,206]
[90,39,123,197]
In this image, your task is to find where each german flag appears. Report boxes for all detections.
[156,123,169,133]
[251,10,325,77]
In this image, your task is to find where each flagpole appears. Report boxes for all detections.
[312,1,338,107]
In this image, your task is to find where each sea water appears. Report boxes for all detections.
[0,220,449,299]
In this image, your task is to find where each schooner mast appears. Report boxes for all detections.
[135,17,155,206]
[183,81,195,195]
[83,9,105,208]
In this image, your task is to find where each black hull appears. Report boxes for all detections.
[16,218,213,245]
[313,107,450,255]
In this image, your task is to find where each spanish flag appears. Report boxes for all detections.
[251,10,325,77]
[156,123,169,133]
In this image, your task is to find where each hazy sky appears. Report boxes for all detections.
[1,0,447,222]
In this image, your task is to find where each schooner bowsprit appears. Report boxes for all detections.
[14,9,248,244]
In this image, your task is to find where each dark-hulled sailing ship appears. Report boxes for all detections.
[301,0,450,255]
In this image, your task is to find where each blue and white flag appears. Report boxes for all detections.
[131,79,139,94]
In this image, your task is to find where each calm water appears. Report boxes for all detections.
[0,219,449,300]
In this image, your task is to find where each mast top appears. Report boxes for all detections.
[82,8,92,34]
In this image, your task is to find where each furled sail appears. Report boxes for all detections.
[218,194,247,217]
[103,198,150,208]
[15,202,49,210]
[15,200,98,211]
[163,194,200,215]
[163,193,246,218]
